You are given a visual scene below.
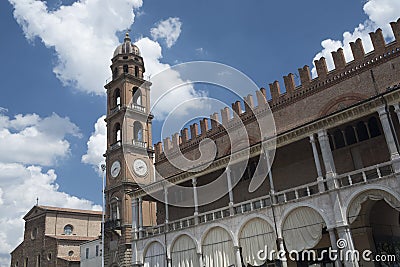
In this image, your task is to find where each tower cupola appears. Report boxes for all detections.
[113,32,141,57]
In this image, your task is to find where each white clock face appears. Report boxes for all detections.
[111,161,121,178]
[133,159,148,177]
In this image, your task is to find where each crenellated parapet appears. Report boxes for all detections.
[154,19,400,161]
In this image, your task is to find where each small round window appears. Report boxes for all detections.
[64,225,73,235]
[68,251,74,257]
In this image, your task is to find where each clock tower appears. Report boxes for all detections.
[104,32,155,267]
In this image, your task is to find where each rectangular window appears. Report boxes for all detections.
[85,248,89,259]
[96,245,99,257]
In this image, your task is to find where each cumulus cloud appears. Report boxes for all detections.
[0,112,100,265]
[151,17,182,48]
[0,113,80,166]
[311,0,400,77]
[135,37,208,120]
[9,0,143,94]
[82,115,106,173]
[10,0,207,121]
[0,163,102,263]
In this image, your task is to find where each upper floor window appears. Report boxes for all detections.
[114,88,121,108]
[132,87,142,106]
[113,67,118,79]
[31,227,38,240]
[330,116,382,151]
[96,245,99,257]
[135,66,139,77]
[133,121,143,141]
[110,197,120,221]
[114,123,121,143]
[123,64,129,73]
[63,224,73,235]
[368,117,381,137]
[85,248,89,259]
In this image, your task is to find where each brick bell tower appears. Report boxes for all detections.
[104,32,156,267]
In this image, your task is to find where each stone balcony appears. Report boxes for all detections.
[131,160,400,267]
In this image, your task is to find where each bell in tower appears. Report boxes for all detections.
[103,32,156,267]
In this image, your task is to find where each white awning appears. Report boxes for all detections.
[239,218,277,266]
[282,207,325,252]
[202,227,235,267]
[144,242,166,267]
[171,235,199,267]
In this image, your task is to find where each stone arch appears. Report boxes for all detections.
[200,223,237,247]
[235,213,275,238]
[277,203,331,234]
[131,86,142,106]
[319,93,367,116]
[167,232,200,255]
[142,240,166,267]
[201,225,236,267]
[237,216,278,266]
[133,121,143,141]
[169,234,200,267]
[280,205,328,252]
[345,187,400,225]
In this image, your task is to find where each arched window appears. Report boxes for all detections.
[132,87,142,105]
[356,121,369,141]
[64,225,73,235]
[134,66,139,77]
[24,258,28,267]
[114,123,121,143]
[333,129,345,149]
[368,117,381,138]
[134,121,143,141]
[345,126,357,145]
[114,89,121,108]
[110,197,120,221]
[123,64,128,73]
[113,67,118,79]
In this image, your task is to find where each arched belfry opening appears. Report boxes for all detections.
[114,123,121,144]
[135,66,139,77]
[133,121,143,142]
[114,88,121,108]
[132,86,142,106]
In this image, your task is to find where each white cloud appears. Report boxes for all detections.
[82,115,106,173]
[311,0,400,77]
[0,112,100,265]
[135,37,208,121]
[9,0,143,94]
[0,163,101,264]
[151,17,182,48]
[0,113,80,166]
[10,0,207,122]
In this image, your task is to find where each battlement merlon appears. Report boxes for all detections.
[154,19,400,159]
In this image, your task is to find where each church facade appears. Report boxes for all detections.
[10,206,102,267]
[104,20,400,267]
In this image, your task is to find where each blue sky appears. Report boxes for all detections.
[0,0,399,264]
